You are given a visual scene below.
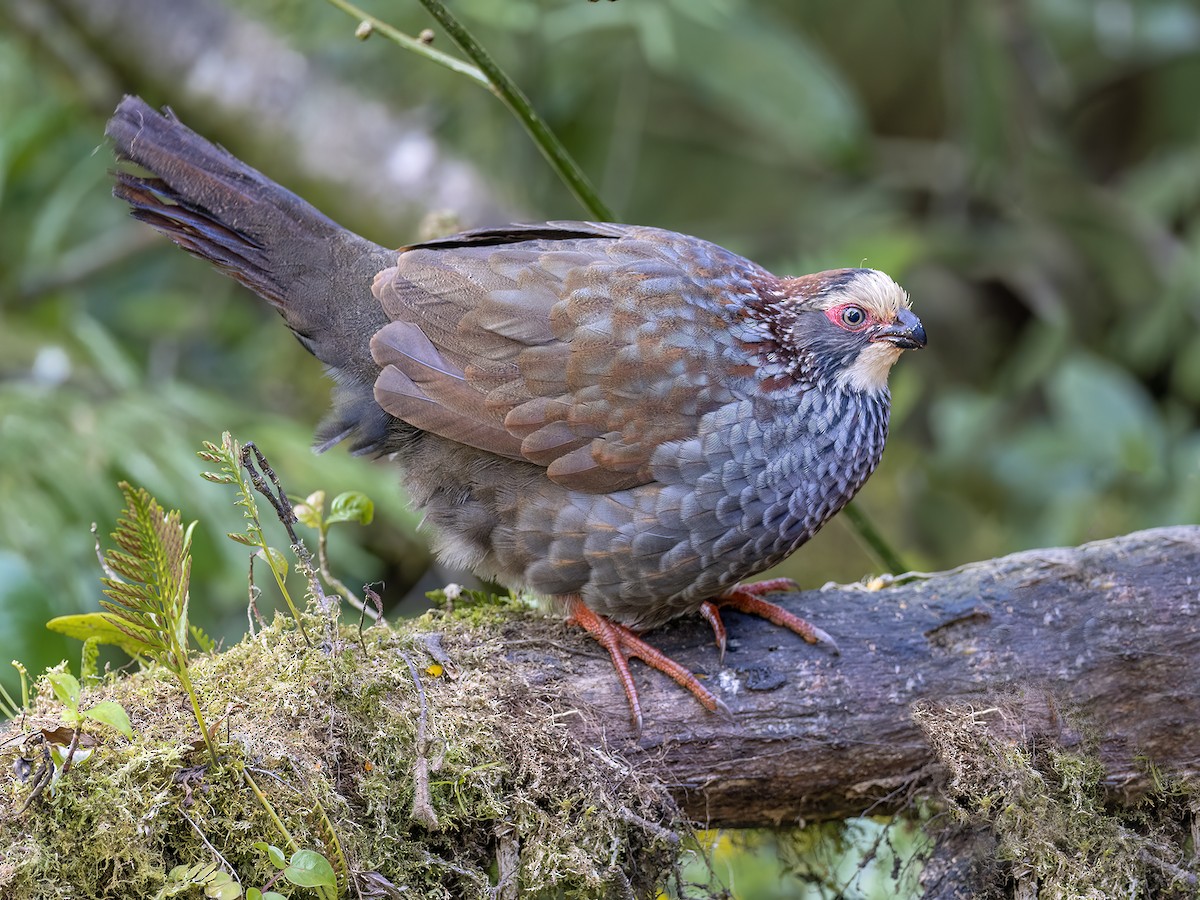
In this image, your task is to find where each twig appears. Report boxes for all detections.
[58,726,83,777]
[412,0,613,221]
[322,0,489,87]
[398,647,438,829]
[317,526,373,619]
[322,0,612,221]
[241,442,333,617]
[359,584,387,654]
[180,808,243,890]
[247,555,267,637]
[90,523,121,581]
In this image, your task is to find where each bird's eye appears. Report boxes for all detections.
[839,305,868,330]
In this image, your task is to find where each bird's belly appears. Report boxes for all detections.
[412,395,888,630]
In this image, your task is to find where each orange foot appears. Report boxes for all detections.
[699,578,839,661]
[566,582,836,731]
[566,597,729,734]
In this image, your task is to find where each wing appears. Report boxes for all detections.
[370,221,770,492]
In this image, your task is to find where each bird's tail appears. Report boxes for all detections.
[107,95,396,452]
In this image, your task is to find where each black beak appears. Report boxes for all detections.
[871,307,926,350]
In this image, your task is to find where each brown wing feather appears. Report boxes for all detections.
[369,222,764,492]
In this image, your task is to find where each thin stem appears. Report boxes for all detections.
[0,680,20,719]
[414,0,614,221]
[322,0,488,87]
[176,663,221,767]
[180,808,242,890]
[238,444,311,642]
[318,527,374,619]
[841,502,907,575]
[241,766,299,852]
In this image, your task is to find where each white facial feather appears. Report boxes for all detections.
[830,270,911,393]
[835,342,903,392]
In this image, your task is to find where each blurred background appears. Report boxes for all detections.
[1,1,1199,891]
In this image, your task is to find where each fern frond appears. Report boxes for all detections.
[99,482,195,663]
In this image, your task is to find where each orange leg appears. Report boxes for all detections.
[697,601,727,661]
[566,597,727,733]
[704,578,839,653]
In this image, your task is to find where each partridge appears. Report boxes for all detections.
[106,96,925,730]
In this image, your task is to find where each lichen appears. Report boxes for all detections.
[0,611,681,899]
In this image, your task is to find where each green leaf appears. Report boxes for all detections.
[328,491,374,526]
[227,531,260,547]
[189,623,216,654]
[47,612,149,658]
[84,700,133,738]
[204,872,242,900]
[46,671,80,711]
[282,850,337,888]
[255,842,288,870]
[98,483,194,668]
[293,490,326,529]
[256,547,289,580]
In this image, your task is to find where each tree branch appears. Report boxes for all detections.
[4,526,1196,896]
[505,525,1200,826]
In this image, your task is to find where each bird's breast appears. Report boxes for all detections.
[574,388,891,627]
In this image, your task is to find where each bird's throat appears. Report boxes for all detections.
[835,343,903,393]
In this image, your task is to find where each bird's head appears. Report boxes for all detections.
[773,268,925,394]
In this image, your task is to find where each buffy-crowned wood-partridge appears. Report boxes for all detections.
[105,96,925,730]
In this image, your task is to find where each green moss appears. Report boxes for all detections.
[915,695,1199,899]
[0,612,680,899]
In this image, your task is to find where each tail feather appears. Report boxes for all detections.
[114,173,274,290]
[107,96,398,454]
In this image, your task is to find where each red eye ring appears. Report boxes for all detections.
[828,304,870,331]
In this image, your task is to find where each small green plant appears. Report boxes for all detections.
[293,489,374,616]
[199,433,311,634]
[151,843,338,900]
[43,670,132,741]
[96,481,219,764]
[155,860,242,900]
[0,660,30,719]
[251,843,338,899]
[11,667,134,814]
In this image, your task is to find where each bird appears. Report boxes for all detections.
[105,95,925,731]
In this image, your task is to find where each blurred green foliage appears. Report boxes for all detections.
[2,0,1199,896]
